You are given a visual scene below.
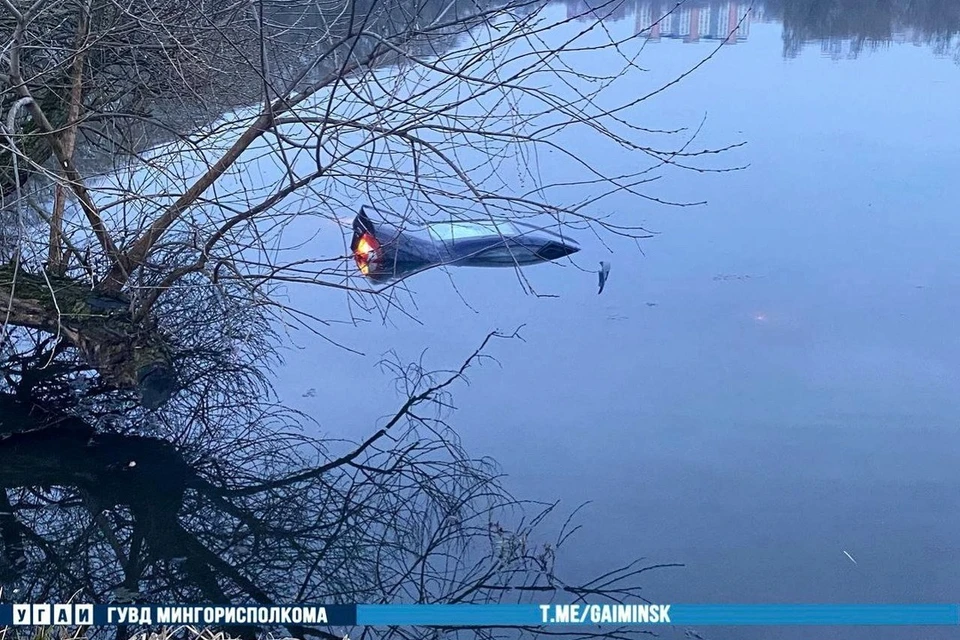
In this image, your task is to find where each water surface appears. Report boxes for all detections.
[276,2,960,637]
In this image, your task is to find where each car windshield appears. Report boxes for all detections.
[427,220,517,242]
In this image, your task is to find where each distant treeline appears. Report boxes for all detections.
[762,0,960,56]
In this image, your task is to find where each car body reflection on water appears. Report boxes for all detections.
[351,206,581,282]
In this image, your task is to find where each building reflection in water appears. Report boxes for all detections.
[561,0,751,44]
[636,2,750,44]
[557,0,959,63]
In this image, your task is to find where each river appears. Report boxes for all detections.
[269,1,960,638]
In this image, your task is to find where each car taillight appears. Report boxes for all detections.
[354,232,381,275]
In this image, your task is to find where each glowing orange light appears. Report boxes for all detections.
[354,233,380,275]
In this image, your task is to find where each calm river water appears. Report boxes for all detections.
[276,2,960,638]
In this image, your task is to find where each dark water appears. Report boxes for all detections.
[276,1,960,638]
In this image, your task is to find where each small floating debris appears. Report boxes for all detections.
[713,274,753,281]
[598,261,611,294]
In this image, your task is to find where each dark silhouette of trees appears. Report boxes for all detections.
[1,327,679,639]
[760,0,960,59]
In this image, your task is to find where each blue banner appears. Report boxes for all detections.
[669,604,960,625]
[357,604,960,626]
[0,603,957,627]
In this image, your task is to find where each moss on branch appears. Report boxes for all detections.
[0,264,177,408]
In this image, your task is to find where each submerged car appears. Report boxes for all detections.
[351,205,581,282]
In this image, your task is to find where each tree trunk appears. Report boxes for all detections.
[0,265,176,408]
[0,73,70,200]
